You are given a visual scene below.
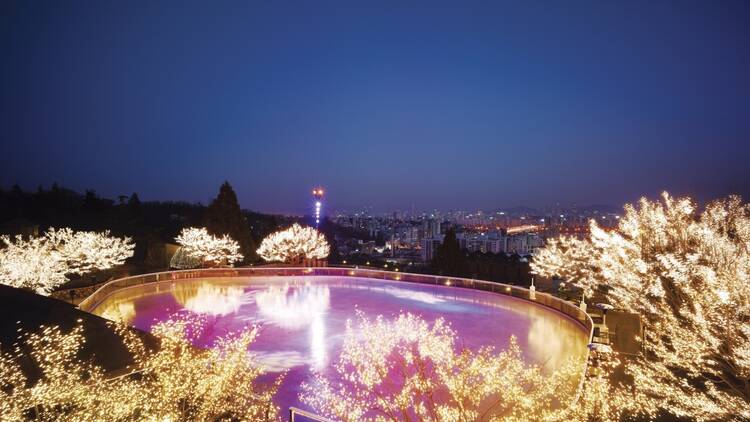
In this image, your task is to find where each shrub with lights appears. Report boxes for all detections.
[256,223,330,264]
[532,192,750,421]
[0,317,281,421]
[0,228,134,295]
[300,312,582,422]
[174,227,243,267]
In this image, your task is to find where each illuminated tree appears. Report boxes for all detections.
[0,324,118,421]
[568,346,624,422]
[169,246,203,270]
[0,317,281,421]
[532,192,750,420]
[256,223,330,264]
[175,227,243,267]
[45,228,134,275]
[0,229,134,295]
[300,312,581,422]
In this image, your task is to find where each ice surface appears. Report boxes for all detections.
[93,276,588,416]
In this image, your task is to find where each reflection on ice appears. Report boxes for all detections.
[172,283,246,316]
[255,284,330,329]
[253,350,308,372]
[98,301,135,323]
[89,275,590,417]
[255,283,331,369]
[309,314,326,369]
[527,315,586,372]
[383,286,445,304]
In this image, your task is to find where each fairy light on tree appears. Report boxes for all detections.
[0,317,281,421]
[256,223,330,264]
[45,228,135,275]
[300,312,582,422]
[0,229,134,295]
[571,345,624,422]
[532,192,750,421]
[174,227,243,267]
[169,245,203,269]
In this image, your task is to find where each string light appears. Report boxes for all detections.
[532,192,750,420]
[175,227,243,267]
[0,316,281,421]
[256,223,330,263]
[0,228,134,295]
[300,312,583,421]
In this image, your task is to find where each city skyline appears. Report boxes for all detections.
[2,180,636,215]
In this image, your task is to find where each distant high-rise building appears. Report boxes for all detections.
[421,236,444,262]
[422,218,441,238]
[504,233,544,255]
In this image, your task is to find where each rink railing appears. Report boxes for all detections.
[78,266,592,335]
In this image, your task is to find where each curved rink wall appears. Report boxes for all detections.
[80,267,593,417]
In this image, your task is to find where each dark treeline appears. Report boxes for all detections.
[1,183,532,285]
[0,182,282,269]
[464,251,533,286]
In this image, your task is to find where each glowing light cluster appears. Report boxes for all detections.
[570,346,624,421]
[45,228,135,275]
[174,227,243,267]
[0,317,282,421]
[256,223,330,263]
[0,228,134,295]
[300,312,582,422]
[169,245,203,270]
[532,192,750,420]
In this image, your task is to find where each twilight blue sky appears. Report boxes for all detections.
[1,1,749,214]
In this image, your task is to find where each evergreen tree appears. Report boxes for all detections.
[374,231,386,247]
[127,192,143,221]
[432,228,468,277]
[204,181,256,262]
[83,190,101,214]
[10,184,22,197]
[128,192,141,207]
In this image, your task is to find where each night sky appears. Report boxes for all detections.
[1,1,749,214]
